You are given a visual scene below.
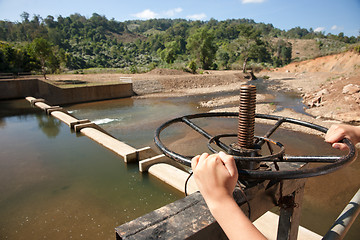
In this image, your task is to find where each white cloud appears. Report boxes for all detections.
[314,27,325,32]
[164,8,183,17]
[241,0,266,4]
[186,13,207,20]
[132,9,158,19]
[331,25,343,31]
[132,8,183,19]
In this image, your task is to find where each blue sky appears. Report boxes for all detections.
[0,0,359,37]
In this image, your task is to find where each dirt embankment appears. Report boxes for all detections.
[269,50,360,123]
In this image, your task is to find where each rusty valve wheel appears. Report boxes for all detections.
[154,112,357,180]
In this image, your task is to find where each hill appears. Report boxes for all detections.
[1,14,358,75]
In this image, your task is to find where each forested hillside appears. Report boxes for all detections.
[0,12,359,75]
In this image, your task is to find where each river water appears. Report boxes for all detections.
[0,90,359,239]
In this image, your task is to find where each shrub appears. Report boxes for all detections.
[353,45,360,54]
[188,60,197,74]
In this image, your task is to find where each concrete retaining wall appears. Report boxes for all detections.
[37,80,134,105]
[0,78,133,105]
[0,79,39,99]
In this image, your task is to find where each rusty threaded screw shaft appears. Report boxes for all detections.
[238,85,256,149]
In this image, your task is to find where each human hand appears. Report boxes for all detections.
[191,152,238,208]
[325,124,360,150]
[192,152,267,240]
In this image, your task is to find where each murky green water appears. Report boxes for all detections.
[0,100,186,240]
[0,95,359,240]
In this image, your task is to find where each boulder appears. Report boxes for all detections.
[342,84,360,95]
[316,89,329,96]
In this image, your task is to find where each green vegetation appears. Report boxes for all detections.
[353,44,360,54]
[1,12,359,75]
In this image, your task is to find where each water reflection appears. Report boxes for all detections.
[36,115,62,138]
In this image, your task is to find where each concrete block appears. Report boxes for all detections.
[79,127,137,163]
[139,154,169,172]
[34,101,52,110]
[136,146,158,161]
[139,154,188,173]
[123,151,138,163]
[30,98,45,104]
[69,119,91,129]
[25,96,36,103]
[45,106,64,115]
[148,163,198,195]
[51,111,80,126]
[74,122,110,136]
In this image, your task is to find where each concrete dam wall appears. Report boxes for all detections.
[0,78,134,105]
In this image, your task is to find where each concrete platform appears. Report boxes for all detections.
[254,211,322,240]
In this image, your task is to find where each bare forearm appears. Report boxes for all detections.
[207,196,267,240]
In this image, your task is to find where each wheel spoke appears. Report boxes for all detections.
[182,117,231,153]
[256,118,285,146]
[182,117,213,139]
[266,141,274,155]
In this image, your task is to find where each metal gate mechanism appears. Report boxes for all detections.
[155,85,357,180]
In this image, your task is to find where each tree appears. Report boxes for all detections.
[186,27,217,70]
[29,38,58,78]
[273,39,292,66]
[159,41,178,64]
[217,46,230,69]
[21,12,30,23]
[227,24,272,72]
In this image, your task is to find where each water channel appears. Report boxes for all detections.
[0,88,359,239]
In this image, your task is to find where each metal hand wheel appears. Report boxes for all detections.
[154,112,356,180]
[154,84,357,180]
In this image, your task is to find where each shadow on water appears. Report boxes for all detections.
[36,115,62,138]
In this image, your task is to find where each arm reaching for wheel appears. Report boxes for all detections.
[191,152,266,240]
[325,124,360,151]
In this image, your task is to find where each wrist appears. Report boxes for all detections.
[354,126,360,144]
[205,194,235,215]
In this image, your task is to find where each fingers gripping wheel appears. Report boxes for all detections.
[154,112,357,180]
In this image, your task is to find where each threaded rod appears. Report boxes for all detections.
[237,85,256,149]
